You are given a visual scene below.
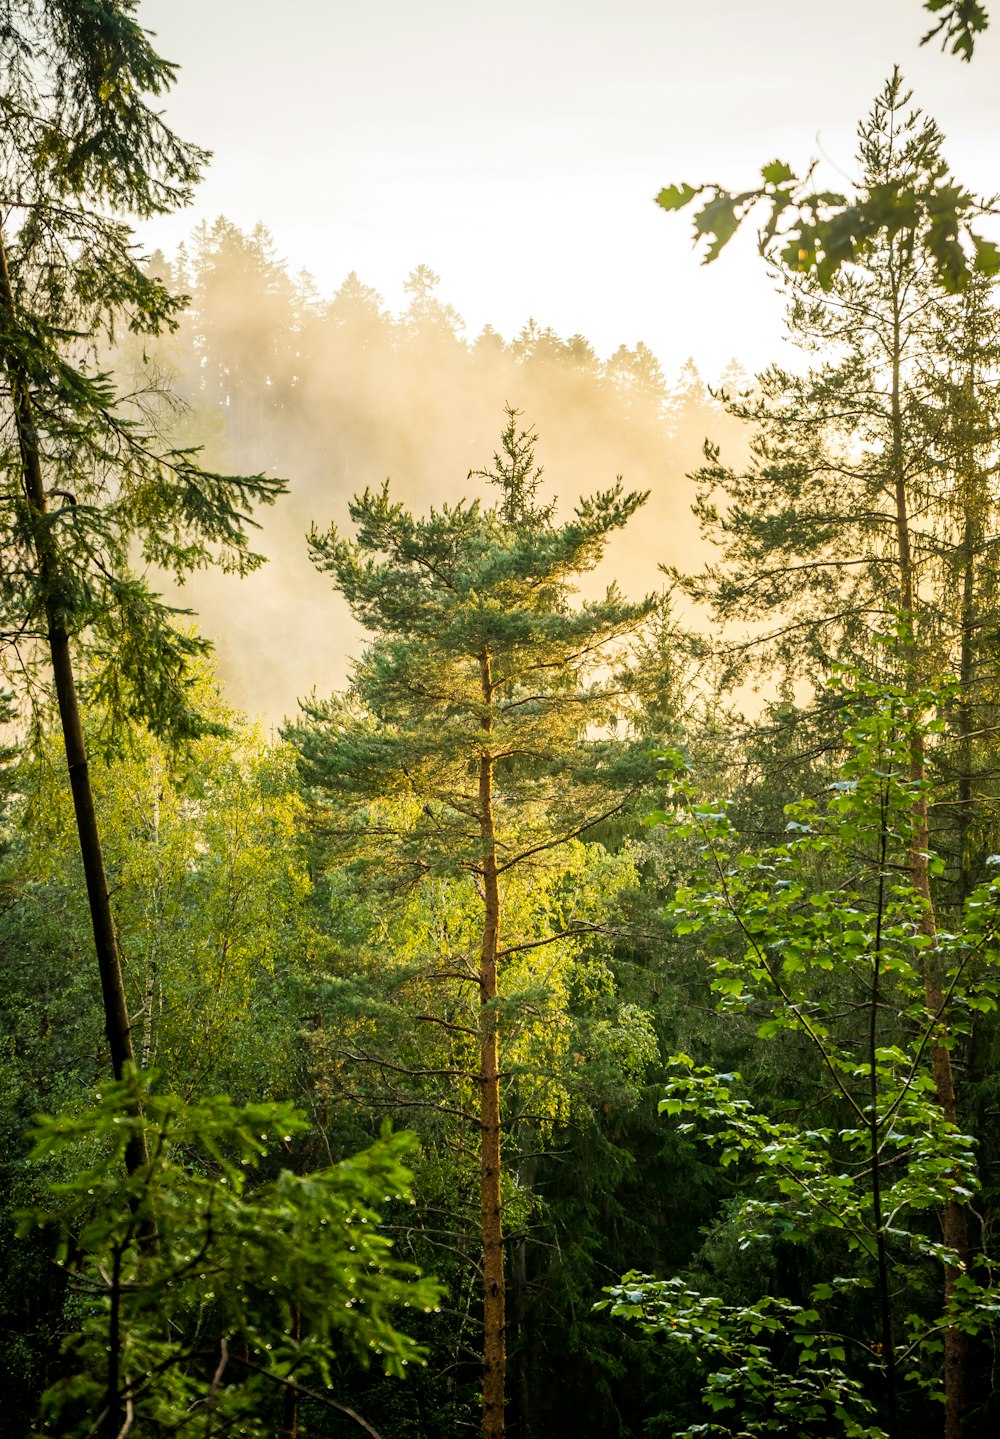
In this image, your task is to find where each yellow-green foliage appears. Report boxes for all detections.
[311,837,655,1141]
[20,678,314,1093]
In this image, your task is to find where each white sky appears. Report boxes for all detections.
[137,0,1000,382]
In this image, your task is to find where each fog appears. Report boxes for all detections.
[132,219,750,723]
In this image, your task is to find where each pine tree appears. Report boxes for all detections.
[679,77,1000,1439]
[0,2,284,1170]
[682,76,963,692]
[288,412,656,1439]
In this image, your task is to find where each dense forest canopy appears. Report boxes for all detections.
[2,6,1000,1439]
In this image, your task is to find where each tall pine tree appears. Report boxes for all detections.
[0,2,284,1167]
[678,77,1000,1438]
[288,410,657,1439]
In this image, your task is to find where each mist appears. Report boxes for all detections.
[132,219,750,722]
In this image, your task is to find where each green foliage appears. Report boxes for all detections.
[599,1278,885,1438]
[657,70,995,294]
[922,0,990,58]
[0,1,206,216]
[605,677,1000,1435]
[6,679,313,1095]
[21,1071,442,1438]
[0,1,286,742]
[308,840,652,1139]
[291,420,659,881]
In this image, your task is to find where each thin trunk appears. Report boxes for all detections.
[140,775,162,1069]
[106,1242,124,1439]
[511,1235,533,1439]
[281,1305,301,1438]
[478,645,506,1439]
[955,332,980,907]
[890,307,967,1439]
[871,797,899,1438]
[0,226,148,1176]
[956,511,975,906]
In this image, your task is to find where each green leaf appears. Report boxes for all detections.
[973,234,1000,276]
[761,159,795,186]
[655,182,699,212]
[695,193,742,262]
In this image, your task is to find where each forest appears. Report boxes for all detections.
[2,3,1000,1439]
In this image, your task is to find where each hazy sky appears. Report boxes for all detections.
[138,0,1000,379]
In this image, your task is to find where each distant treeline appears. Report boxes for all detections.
[133,220,745,718]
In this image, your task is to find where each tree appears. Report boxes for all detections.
[604,677,1000,1439]
[22,1073,443,1439]
[183,218,299,470]
[5,673,312,1100]
[677,78,1000,697]
[287,411,657,1439]
[0,0,284,1167]
[674,79,1000,1435]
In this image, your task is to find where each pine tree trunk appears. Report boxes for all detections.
[890,321,967,1439]
[478,645,506,1439]
[955,335,980,908]
[0,225,148,1177]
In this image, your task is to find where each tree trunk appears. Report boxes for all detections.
[890,314,967,1439]
[0,225,148,1177]
[954,320,983,910]
[870,815,899,1438]
[510,1233,533,1439]
[478,645,506,1439]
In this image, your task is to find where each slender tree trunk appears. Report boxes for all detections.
[954,332,981,909]
[106,1241,123,1439]
[281,1305,301,1438]
[890,315,967,1439]
[510,1233,533,1439]
[956,514,976,905]
[871,800,899,1438]
[0,226,148,1176]
[478,645,506,1439]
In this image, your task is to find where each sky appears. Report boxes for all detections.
[137,0,1000,384]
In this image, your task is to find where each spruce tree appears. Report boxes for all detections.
[0,1,284,1169]
[288,411,656,1439]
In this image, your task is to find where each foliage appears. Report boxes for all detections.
[656,62,997,295]
[606,677,1000,1437]
[921,1,990,58]
[21,1070,442,1439]
[601,1277,886,1438]
[0,1,285,741]
[3,675,312,1096]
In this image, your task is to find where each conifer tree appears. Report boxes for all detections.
[0,1,284,1169]
[288,411,656,1439]
[680,78,1000,1438]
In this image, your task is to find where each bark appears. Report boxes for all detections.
[890,302,967,1439]
[0,225,148,1177]
[478,644,506,1439]
[870,817,899,1438]
[954,336,981,908]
